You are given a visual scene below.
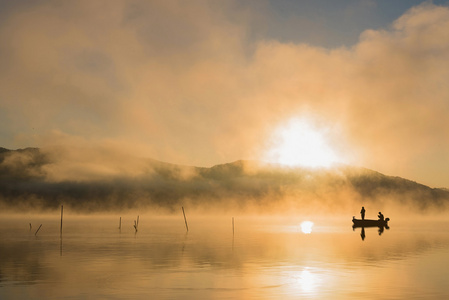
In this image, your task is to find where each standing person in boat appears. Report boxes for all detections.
[378,211,384,221]
[360,207,366,220]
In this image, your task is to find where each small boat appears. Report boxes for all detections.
[352,217,390,228]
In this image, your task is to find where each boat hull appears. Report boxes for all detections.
[352,218,389,228]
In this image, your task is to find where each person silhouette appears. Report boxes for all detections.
[378,211,384,221]
[360,207,366,220]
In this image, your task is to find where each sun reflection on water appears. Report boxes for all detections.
[300,221,314,234]
[282,267,324,297]
[298,268,319,294]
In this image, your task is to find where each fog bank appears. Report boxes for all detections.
[1,147,448,214]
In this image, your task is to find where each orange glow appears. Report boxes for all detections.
[265,118,340,168]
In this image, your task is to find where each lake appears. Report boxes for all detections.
[1,212,449,299]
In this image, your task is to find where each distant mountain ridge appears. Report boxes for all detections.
[0,147,448,212]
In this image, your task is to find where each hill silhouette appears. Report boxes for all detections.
[0,147,448,212]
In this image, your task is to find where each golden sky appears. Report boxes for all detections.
[0,0,448,187]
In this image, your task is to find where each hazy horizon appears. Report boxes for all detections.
[1,146,448,215]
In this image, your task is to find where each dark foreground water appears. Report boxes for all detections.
[1,213,449,299]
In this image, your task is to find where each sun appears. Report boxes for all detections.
[265,118,339,168]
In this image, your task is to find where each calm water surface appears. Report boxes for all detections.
[1,213,449,299]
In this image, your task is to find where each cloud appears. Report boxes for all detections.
[0,1,449,187]
[239,2,449,187]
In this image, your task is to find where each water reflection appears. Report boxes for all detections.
[300,221,314,234]
[297,268,319,294]
[1,215,449,300]
[353,225,390,240]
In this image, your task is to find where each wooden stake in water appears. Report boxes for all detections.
[232,217,234,235]
[119,217,121,230]
[29,223,32,231]
[60,205,63,237]
[182,206,189,232]
[35,224,42,236]
[134,215,139,232]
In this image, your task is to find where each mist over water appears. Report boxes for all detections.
[1,147,448,215]
[2,148,449,298]
[1,212,449,299]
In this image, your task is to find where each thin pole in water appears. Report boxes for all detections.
[35,224,42,236]
[60,205,63,238]
[182,206,188,232]
[119,217,121,230]
[134,215,139,232]
[232,217,234,235]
